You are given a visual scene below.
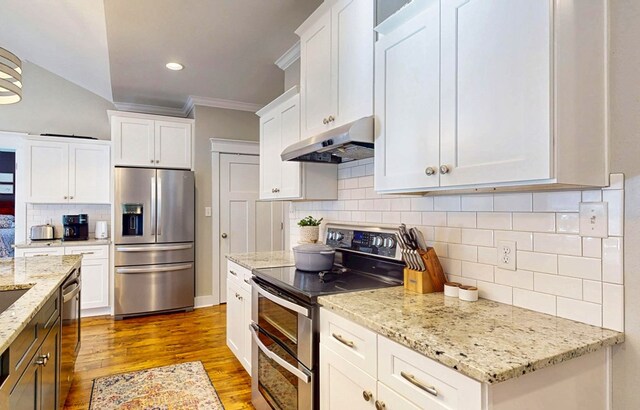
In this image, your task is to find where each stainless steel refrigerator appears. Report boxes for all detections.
[113,167,195,319]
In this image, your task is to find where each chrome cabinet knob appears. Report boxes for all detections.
[36,353,50,366]
[362,391,373,402]
[63,196,68,199]
[425,167,436,176]
[323,118,328,125]
[375,400,386,410]
[221,233,228,238]
[70,196,74,199]
[328,115,335,123]
[156,160,160,163]
[150,159,154,163]
[439,165,450,174]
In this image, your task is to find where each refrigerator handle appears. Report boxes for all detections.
[150,176,156,235]
[157,177,162,236]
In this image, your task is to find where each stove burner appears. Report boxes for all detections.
[318,266,347,282]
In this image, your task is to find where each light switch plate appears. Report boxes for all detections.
[205,207,212,217]
[579,202,608,238]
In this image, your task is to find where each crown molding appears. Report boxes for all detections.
[184,95,264,116]
[113,102,188,118]
[275,41,301,70]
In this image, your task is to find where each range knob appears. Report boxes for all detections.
[372,236,384,247]
[335,232,344,241]
[383,237,396,248]
[327,232,335,241]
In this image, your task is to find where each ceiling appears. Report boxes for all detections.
[1,0,322,113]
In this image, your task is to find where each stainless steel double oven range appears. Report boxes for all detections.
[250,224,404,409]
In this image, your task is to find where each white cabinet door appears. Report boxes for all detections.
[14,247,65,258]
[226,278,243,361]
[376,382,421,410]
[79,258,109,310]
[374,2,441,192]
[300,11,333,138]
[155,121,192,169]
[241,287,252,373]
[440,0,552,187]
[320,344,377,410]
[27,141,69,203]
[112,116,155,167]
[331,0,374,129]
[259,113,281,200]
[68,143,110,204]
[278,94,302,199]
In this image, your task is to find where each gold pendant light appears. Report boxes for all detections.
[0,47,22,104]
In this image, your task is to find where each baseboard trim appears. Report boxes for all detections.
[81,307,112,318]
[195,295,217,308]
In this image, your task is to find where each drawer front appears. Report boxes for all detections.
[65,245,109,260]
[378,336,482,410]
[320,308,377,377]
[16,247,65,258]
[377,382,421,410]
[227,261,252,291]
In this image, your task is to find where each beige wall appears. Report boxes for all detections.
[0,62,114,139]
[610,0,640,407]
[284,59,300,90]
[192,105,259,298]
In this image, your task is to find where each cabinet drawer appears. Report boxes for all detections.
[320,308,377,377]
[378,336,481,410]
[227,261,252,292]
[16,247,65,258]
[65,245,109,260]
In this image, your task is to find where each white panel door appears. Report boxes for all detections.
[374,2,441,192]
[79,258,109,310]
[27,141,69,203]
[300,11,333,138]
[68,143,110,204]
[219,154,259,303]
[112,117,155,167]
[155,121,192,169]
[320,344,377,410]
[259,113,281,200]
[278,94,302,199]
[332,0,374,128]
[440,0,552,187]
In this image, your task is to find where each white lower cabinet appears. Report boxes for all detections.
[320,344,377,410]
[226,260,252,374]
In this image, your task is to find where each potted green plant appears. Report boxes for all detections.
[297,215,323,243]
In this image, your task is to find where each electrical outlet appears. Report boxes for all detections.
[205,207,212,217]
[497,241,517,270]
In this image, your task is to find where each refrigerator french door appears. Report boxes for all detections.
[114,167,195,319]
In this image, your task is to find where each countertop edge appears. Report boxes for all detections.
[319,298,625,385]
[0,257,82,353]
[226,251,296,271]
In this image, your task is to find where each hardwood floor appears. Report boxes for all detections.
[63,305,254,409]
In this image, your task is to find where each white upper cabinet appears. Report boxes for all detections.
[27,138,110,204]
[110,111,193,169]
[375,0,608,194]
[258,87,337,201]
[298,0,374,138]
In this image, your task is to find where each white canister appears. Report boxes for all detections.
[94,221,109,239]
[444,282,462,297]
[458,286,479,302]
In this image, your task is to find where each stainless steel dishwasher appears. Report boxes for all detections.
[59,268,81,408]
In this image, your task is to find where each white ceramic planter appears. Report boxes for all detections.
[299,225,320,243]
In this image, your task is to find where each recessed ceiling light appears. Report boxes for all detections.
[166,62,184,71]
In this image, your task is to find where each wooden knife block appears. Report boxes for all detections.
[403,248,447,294]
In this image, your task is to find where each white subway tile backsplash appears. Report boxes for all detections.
[434,195,461,211]
[291,162,623,330]
[447,212,476,228]
[513,213,555,232]
[534,273,582,299]
[534,233,581,256]
[461,229,494,247]
[517,251,557,274]
[461,195,493,212]
[556,298,602,327]
[602,237,624,284]
[513,288,556,315]
[602,283,624,332]
[477,212,512,230]
[533,191,581,212]
[558,255,601,280]
[494,193,533,212]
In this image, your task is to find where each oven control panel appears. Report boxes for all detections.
[325,225,399,260]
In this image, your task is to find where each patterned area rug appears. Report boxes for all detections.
[89,361,225,410]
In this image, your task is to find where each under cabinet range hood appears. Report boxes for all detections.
[281,116,374,163]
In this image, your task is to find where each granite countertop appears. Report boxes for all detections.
[0,255,82,353]
[226,250,296,270]
[319,287,624,384]
[13,238,111,249]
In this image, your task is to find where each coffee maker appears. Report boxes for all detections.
[62,214,89,241]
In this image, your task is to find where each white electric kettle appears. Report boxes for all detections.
[94,221,109,239]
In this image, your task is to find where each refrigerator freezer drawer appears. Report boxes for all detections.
[114,262,194,317]
[114,242,194,266]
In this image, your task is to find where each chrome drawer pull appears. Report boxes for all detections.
[332,333,355,348]
[36,353,50,366]
[244,278,251,285]
[401,371,438,396]
[80,251,95,255]
[230,270,238,276]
